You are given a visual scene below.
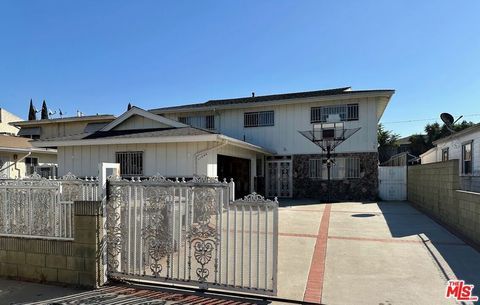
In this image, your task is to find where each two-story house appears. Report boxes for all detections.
[30,87,394,200]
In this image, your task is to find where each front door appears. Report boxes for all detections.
[266,159,292,198]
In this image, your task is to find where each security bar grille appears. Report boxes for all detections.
[244,111,274,127]
[116,151,144,177]
[311,103,359,123]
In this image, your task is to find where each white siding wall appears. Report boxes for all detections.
[435,132,480,176]
[0,109,22,135]
[420,148,438,164]
[164,97,379,154]
[57,142,257,188]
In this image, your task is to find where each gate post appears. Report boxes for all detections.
[98,162,120,286]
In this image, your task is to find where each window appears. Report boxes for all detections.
[244,111,274,127]
[309,159,322,178]
[309,157,361,180]
[345,158,361,178]
[462,142,472,175]
[179,115,215,130]
[25,157,39,175]
[311,104,359,123]
[116,151,144,176]
[442,148,449,161]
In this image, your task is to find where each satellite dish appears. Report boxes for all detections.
[440,112,456,133]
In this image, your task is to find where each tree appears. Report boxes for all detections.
[378,124,400,163]
[28,99,36,121]
[378,123,399,147]
[41,100,49,120]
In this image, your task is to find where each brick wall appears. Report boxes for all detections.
[0,201,103,287]
[408,160,480,247]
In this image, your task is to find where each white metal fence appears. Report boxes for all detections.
[106,175,278,296]
[0,173,100,240]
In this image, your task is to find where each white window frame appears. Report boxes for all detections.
[442,148,449,162]
[310,157,361,180]
[115,151,144,177]
[311,104,359,123]
[309,159,322,178]
[178,115,215,130]
[244,111,275,127]
[461,141,473,175]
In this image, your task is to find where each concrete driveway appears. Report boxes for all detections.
[276,201,480,305]
[3,200,479,305]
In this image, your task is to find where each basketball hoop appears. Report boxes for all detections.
[299,120,360,202]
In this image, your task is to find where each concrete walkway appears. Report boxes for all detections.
[275,201,480,305]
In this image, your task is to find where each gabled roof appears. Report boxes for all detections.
[150,87,395,114]
[100,106,187,131]
[433,123,480,145]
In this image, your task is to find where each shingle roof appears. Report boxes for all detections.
[39,127,217,142]
[0,134,34,149]
[151,87,394,112]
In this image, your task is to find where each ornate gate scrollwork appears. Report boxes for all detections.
[143,186,172,277]
[188,187,219,283]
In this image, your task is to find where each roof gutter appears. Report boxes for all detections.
[151,91,395,114]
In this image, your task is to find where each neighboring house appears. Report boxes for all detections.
[420,124,479,192]
[0,108,22,135]
[27,87,394,200]
[12,114,116,140]
[0,134,57,178]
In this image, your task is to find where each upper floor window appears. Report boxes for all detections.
[179,115,215,130]
[462,142,472,175]
[442,148,449,162]
[311,104,359,123]
[116,151,143,177]
[244,111,274,127]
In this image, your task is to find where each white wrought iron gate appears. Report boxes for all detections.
[106,175,278,296]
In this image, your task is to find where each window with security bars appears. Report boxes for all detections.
[311,104,359,123]
[309,159,322,178]
[309,157,361,180]
[116,151,144,176]
[178,115,215,130]
[244,111,274,127]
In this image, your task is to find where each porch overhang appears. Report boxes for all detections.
[32,134,273,155]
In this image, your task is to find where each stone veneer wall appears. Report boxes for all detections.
[292,152,378,201]
[408,160,480,247]
[0,201,103,287]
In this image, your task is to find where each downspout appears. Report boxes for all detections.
[0,152,32,178]
[194,140,228,175]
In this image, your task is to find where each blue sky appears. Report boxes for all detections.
[1,1,479,136]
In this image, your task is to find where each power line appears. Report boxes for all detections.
[382,113,480,124]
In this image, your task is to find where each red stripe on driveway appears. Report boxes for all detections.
[303,203,331,303]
